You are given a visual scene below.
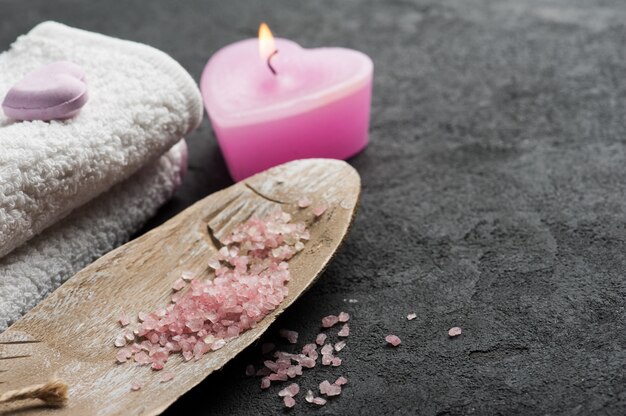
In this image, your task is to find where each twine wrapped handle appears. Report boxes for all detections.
[0,378,68,407]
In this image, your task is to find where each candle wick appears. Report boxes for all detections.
[267,50,279,76]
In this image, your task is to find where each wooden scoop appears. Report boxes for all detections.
[0,159,360,415]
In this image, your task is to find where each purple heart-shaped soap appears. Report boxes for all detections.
[2,61,88,121]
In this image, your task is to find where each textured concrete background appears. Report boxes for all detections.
[2,0,626,414]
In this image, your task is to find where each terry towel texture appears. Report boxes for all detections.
[0,21,203,258]
[0,140,188,331]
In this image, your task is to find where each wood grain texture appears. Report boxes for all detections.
[0,159,360,416]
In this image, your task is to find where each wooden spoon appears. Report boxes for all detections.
[0,158,360,415]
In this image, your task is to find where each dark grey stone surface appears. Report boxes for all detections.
[2,0,626,414]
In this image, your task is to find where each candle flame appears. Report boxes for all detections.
[258,22,276,61]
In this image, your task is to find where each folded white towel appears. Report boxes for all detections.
[0,140,188,332]
[0,21,203,258]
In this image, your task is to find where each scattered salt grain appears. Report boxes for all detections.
[338,324,350,337]
[407,313,417,320]
[334,340,346,352]
[305,390,314,403]
[320,380,342,396]
[298,196,312,208]
[283,396,296,408]
[278,383,300,397]
[171,278,186,291]
[245,364,256,377]
[160,372,175,382]
[331,357,342,366]
[315,333,327,345]
[313,204,328,217]
[321,315,339,328]
[118,315,130,327]
[448,327,462,337]
[261,377,271,389]
[335,376,348,386]
[130,382,143,391]
[385,334,402,346]
[338,312,350,322]
[312,397,327,405]
[181,270,194,281]
[279,329,299,344]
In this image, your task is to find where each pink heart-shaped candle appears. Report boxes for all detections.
[201,36,373,181]
[2,61,88,121]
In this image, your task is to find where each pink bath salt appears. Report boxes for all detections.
[114,209,310,370]
[114,334,127,348]
[385,334,402,346]
[160,372,175,382]
[299,357,316,368]
[171,278,186,291]
[269,373,288,382]
[116,348,132,363]
[305,390,314,403]
[334,340,346,352]
[338,312,350,322]
[283,396,296,408]
[407,313,417,320]
[261,377,271,389]
[335,376,348,386]
[298,196,312,208]
[313,203,327,217]
[321,355,333,366]
[326,384,342,396]
[118,315,130,327]
[134,351,151,365]
[279,329,299,344]
[312,397,327,405]
[331,357,342,366]
[315,333,327,345]
[123,329,135,342]
[448,327,462,337]
[256,367,271,376]
[319,380,332,395]
[130,382,143,391]
[261,342,275,354]
[322,315,339,328]
[302,343,317,355]
[180,270,194,281]
[338,324,350,337]
[321,344,334,355]
[245,364,255,377]
[278,383,300,397]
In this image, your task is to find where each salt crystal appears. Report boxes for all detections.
[407,313,417,320]
[338,312,350,322]
[171,278,186,291]
[114,334,127,348]
[160,372,175,382]
[181,270,194,281]
[279,329,298,344]
[245,364,255,377]
[118,315,130,327]
[326,384,342,396]
[321,344,334,355]
[130,382,143,391]
[302,343,317,355]
[256,367,271,376]
[448,326,462,337]
[278,383,299,397]
[319,380,332,395]
[305,390,314,403]
[385,334,402,346]
[283,396,296,408]
[334,340,346,352]
[338,324,350,337]
[335,376,348,386]
[116,348,132,363]
[315,333,327,345]
[261,377,271,389]
[331,357,342,366]
[298,196,312,208]
[321,355,333,366]
[312,397,327,405]
[321,315,339,328]
[313,204,327,217]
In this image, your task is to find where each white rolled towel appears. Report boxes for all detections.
[0,139,188,331]
[0,21,203,258]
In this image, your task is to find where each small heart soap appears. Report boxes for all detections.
[2,61,88,121]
